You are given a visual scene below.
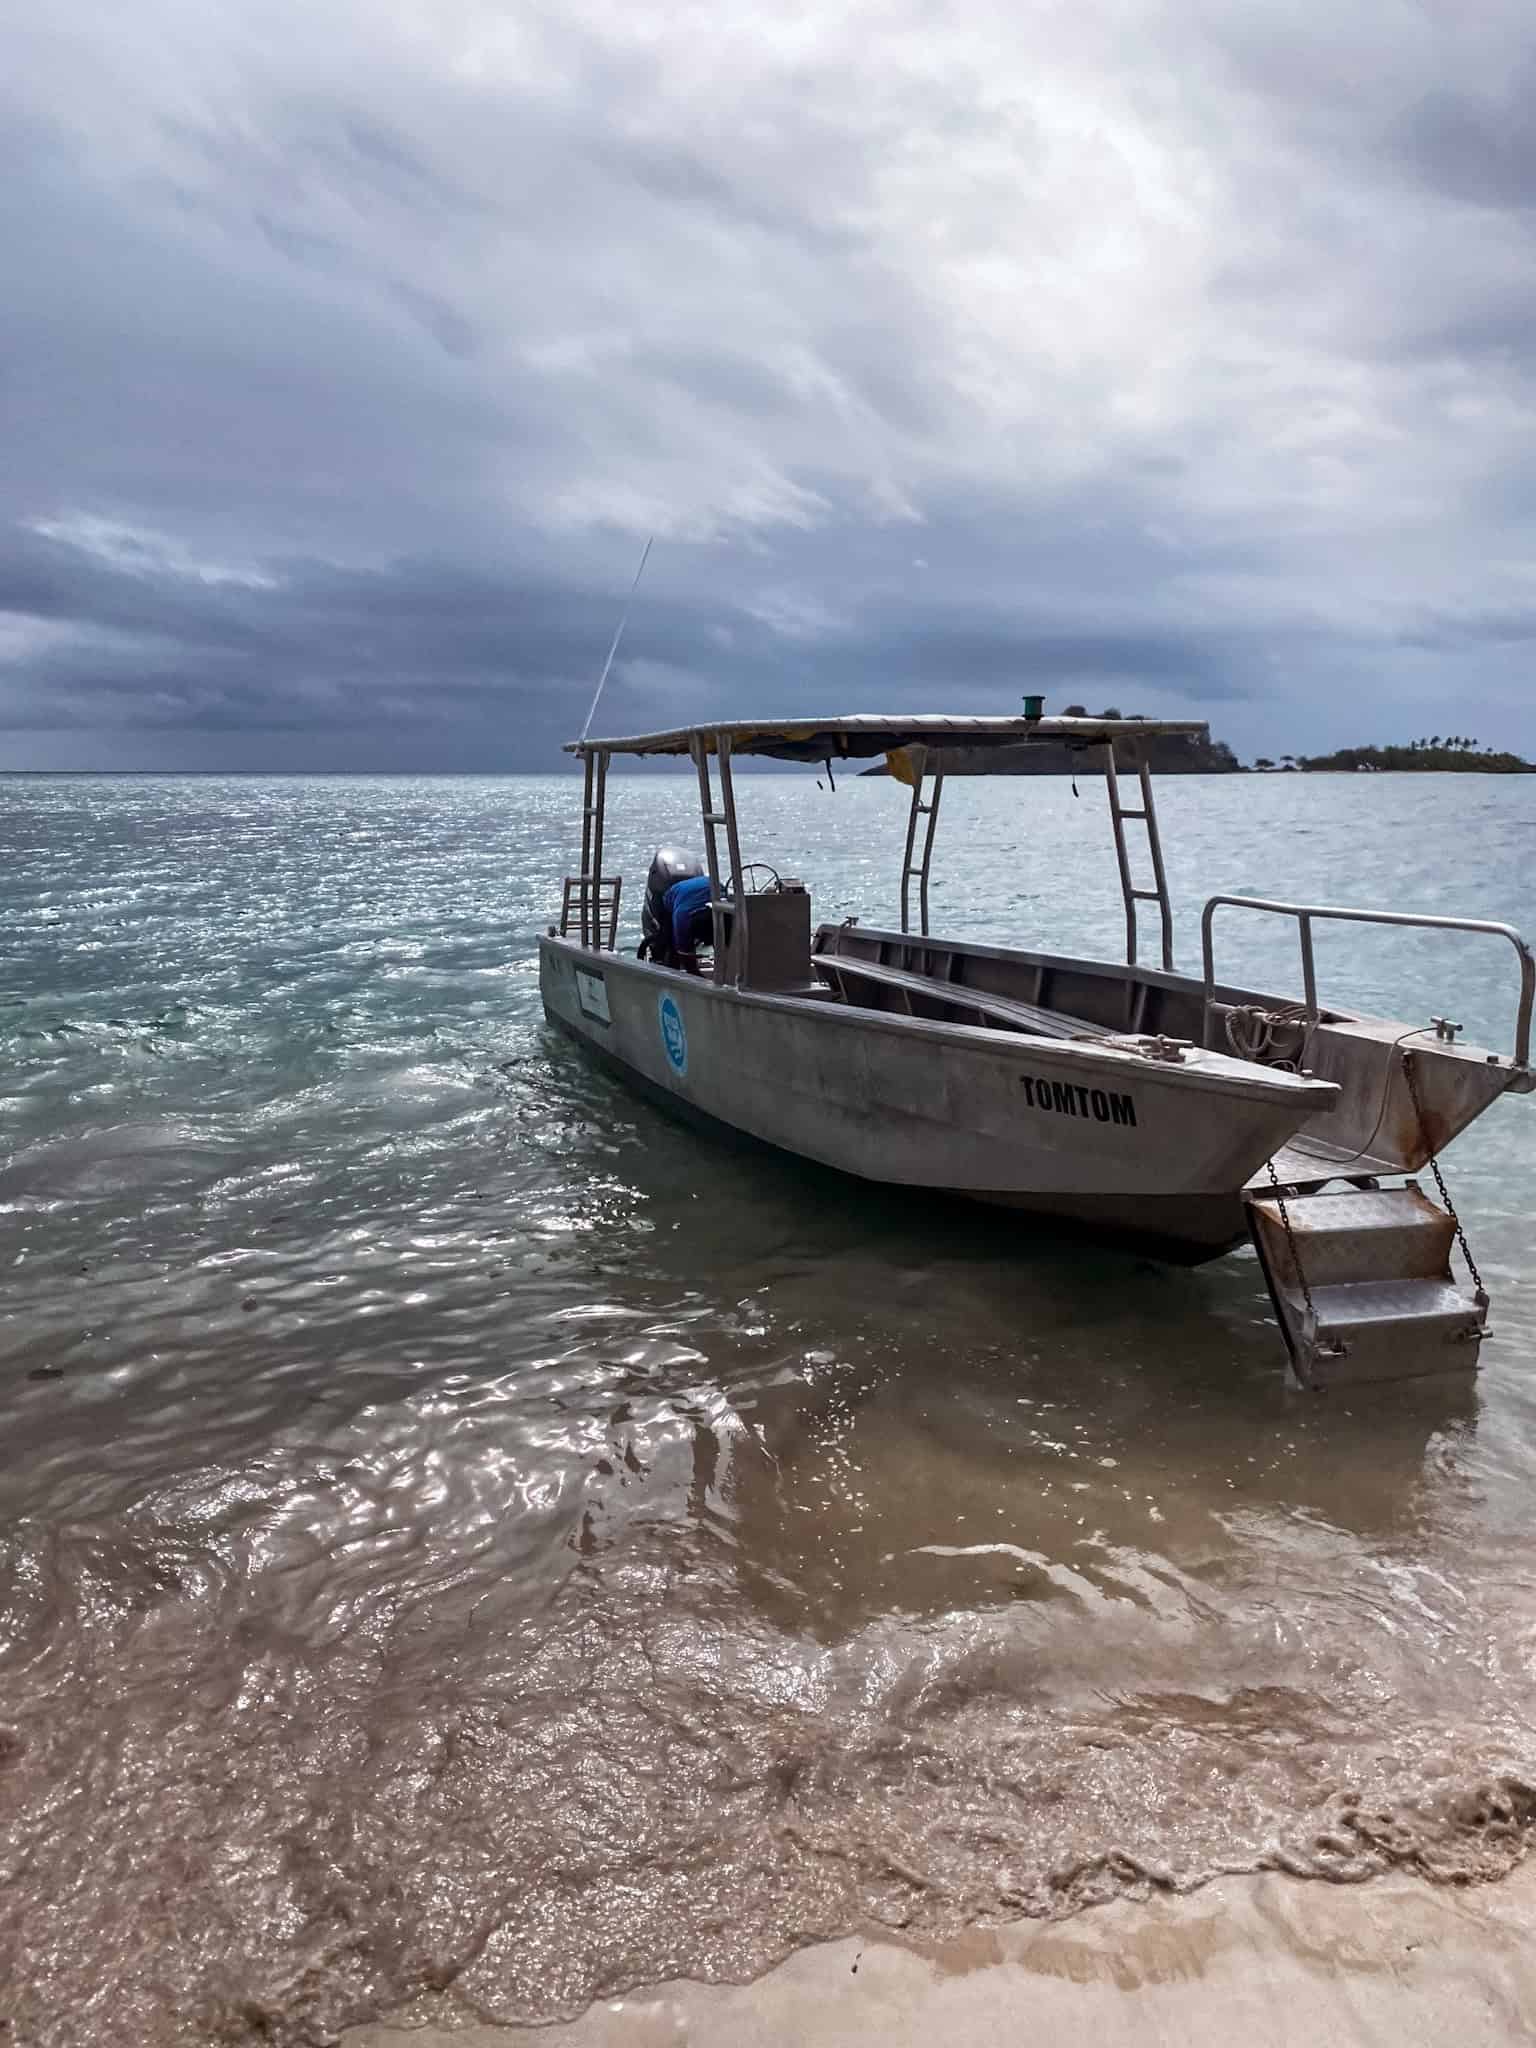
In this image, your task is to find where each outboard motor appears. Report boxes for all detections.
[640,847,705,961]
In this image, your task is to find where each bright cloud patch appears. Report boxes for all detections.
[29,516,280,590]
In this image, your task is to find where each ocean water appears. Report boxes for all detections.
[2,769,1535,2047]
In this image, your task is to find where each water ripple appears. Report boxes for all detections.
[2,772,1535,2045]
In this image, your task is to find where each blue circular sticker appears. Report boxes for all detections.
[658,993,688,1077]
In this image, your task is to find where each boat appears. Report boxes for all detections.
[539,711,1533,1388]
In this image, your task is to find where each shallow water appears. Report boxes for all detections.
[2,770,1534,2046]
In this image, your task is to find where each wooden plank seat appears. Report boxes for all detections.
[813,954,1115,1039]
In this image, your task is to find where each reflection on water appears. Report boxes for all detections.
[1,772,1535,2046]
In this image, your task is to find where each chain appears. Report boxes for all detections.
[1265,1159,1317,1323]
[1402,1051,1485,1295]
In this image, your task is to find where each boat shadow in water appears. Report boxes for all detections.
[537,1029,1480,1641]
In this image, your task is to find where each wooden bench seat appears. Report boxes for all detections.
[813,954,1115,1040]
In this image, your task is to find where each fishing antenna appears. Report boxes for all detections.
[579,536,653,742]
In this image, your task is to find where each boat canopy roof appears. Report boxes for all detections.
[568,713,1209,762]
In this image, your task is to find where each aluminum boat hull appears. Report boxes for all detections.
[539,936,1336,1259]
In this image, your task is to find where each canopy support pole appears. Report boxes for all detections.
[589,750,608,950]
[690,734,722,976]
[1137,755,1175,971]
[716,730,746,983]
[899,747,945,938]
[577,750,595,948]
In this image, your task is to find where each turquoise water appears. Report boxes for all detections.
[2,771,1535,2045]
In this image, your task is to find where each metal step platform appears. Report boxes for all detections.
[1246,1180,1488,1389]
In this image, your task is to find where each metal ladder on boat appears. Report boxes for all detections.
[560,749,622,949]
[1100,743,1174,974]
[689,729,745,981]
[899,746,945,938]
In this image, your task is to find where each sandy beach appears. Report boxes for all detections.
[346,1861,1536,2047]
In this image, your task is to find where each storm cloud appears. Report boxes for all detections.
[4,0,1536,768]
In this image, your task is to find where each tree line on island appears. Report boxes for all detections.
[1267,735,1534,773]
[1064,710,1528,775]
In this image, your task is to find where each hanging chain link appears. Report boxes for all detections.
[1402,1050,1486,1295]
[1265,1158,1317,1324]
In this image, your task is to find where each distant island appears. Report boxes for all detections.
[1286,736,1535,773]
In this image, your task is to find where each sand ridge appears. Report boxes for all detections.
[347,1861,1536,2046]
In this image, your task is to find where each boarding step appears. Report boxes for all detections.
[1246,1181,1487,1389]
[1250,1185,1456,1289]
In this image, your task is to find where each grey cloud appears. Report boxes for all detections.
[624,343,800,419]
[611,140,863,253]
[1389,78,1536,212]
[1400,608,1536,652]
[390,283,478,359]
[4,1,1536,769]
[253,212,349,269]
[341,117,457,196]
[0,506,1271,771]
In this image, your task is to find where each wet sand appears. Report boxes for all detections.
[346,1863,1536,2046]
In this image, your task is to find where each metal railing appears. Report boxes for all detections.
[560,875,622,950]
[1201,895,1534,1069]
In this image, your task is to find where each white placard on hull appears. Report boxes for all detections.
[575,967,611,1025]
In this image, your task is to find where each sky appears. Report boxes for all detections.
[4,0,1536,770]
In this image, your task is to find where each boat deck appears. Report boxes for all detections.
[813,953,1115,1040]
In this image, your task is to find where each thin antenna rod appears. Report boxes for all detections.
[579,536,653,742]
